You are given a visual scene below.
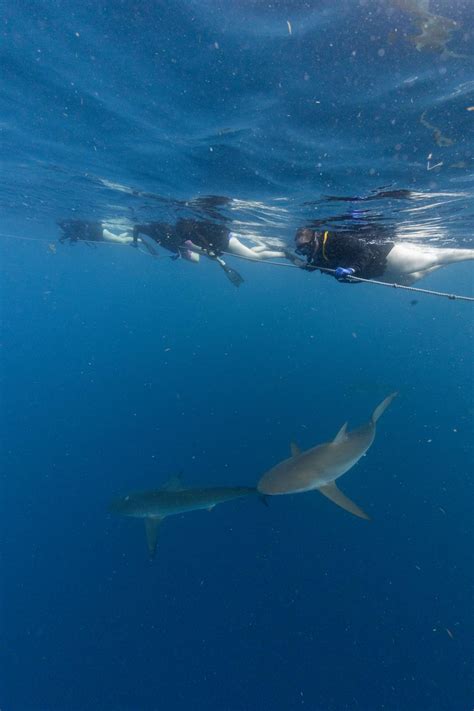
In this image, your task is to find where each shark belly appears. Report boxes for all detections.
[258,428,375,495]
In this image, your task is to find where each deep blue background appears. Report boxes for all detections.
[1,1,473,710]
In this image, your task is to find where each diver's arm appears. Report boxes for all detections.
[335,240,372,277]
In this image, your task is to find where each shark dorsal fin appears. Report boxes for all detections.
[162,474,184,491]
[333,422,348,444]
[318,483,370,520]
[290,442,302,457]
[145,517,163,558]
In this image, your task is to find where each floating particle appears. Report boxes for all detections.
[352,332,357,338]
[48,242,57,254]
[287,20,292,35]
[420,111,454,147]
[445,628,454,640]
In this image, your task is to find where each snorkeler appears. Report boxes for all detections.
[58,220,134,246]
[133,218,286,287]
[291,227,474,285]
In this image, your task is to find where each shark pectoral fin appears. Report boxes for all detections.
[207,505,215,512]
[318,483,370,520]
[145,517,164,558]
[290,442,302,457]
[333,422,348,444]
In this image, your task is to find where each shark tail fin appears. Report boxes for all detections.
[145,517,163,559]
[371,392,398,424]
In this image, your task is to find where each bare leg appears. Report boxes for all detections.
[228,235,286,260]
[384,243,474,283]
[102,228,134,245]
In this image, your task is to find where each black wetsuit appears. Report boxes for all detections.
[133,219,231,256]
[58,220,104,243]
[306,231,394,279]
[133,222,180,254]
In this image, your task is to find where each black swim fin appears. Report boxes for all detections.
[137,235,159,256]
[222,265,244,287]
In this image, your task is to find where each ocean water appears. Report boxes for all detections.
[1,1,473,710]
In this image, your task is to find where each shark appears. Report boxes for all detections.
[257,393,398,520]
[109,475,260,557]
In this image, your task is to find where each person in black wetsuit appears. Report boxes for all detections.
[133,218,286,287]
[294,227,393,281]
[292,227,474,285]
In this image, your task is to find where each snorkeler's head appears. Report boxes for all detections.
[295,227,319,258]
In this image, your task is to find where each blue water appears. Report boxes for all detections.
[1,2,473,710]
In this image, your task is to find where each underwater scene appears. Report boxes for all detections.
[1,1,473,709]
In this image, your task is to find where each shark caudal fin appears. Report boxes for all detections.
[318,482,370,520]
[144,517,163,558]
[371,392,398,424]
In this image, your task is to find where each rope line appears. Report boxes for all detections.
[1,231,473,303]
[214,249,474,303]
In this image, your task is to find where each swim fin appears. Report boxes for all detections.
[222,264,244,287]
[137,235,159,256]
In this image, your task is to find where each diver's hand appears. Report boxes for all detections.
[284,249,306,268]
[335,267,355,281]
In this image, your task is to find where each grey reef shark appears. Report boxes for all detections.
[258,393,398,520]
[109,475,260,557]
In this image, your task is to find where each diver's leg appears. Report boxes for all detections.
[102,228,133,245]
[254,248,287,259]
[228,236,286,260]
[386,243,474,274]
[251,244,287,255]
[425,247,474,266]
[395,266,442,285]
[181,240,201,262]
